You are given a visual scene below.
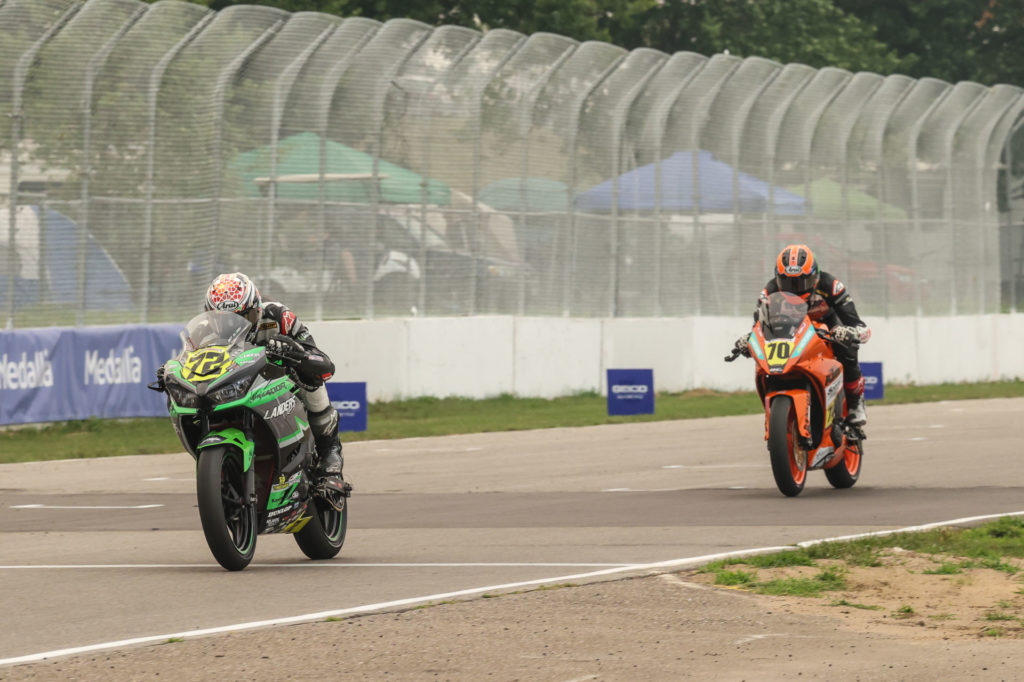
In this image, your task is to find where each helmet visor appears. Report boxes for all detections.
[242,306,261,327]
[776,273,817,296]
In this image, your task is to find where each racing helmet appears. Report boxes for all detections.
[204,272,262,326]
[774,244,819,299]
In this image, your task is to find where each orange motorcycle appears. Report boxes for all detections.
[725,291,864,497]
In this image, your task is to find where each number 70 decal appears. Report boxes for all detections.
[766,341,792,361]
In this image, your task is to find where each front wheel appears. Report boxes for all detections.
[197,446,257,571]
[768,396,807,497]
[294,486,348,560]
[825,439,862,489]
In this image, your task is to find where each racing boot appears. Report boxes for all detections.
[845,376,867,427]
[310,405,344,479]
[846,392,867,427]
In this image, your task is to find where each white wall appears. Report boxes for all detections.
[309,314,1024,401]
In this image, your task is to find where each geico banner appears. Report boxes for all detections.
[326,381,368,432]
[606,368,655,416]
[0,324,181,425]
[861,361,884,401]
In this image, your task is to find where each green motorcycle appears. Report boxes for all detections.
[151,310,351,571]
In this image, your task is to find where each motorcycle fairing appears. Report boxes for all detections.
[198,427,255,472]
[181,346,233,383]
[754,323,815,376]
[764,390,812,442]
[265,472,312,534]
[823,372,843,431]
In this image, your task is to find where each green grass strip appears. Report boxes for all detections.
[2,380,1024,464]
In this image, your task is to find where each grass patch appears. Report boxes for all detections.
[712,569,758,586]
[4,380,1024,463]
[923,562,963,575]
[984,611,1017,621]
[754,567,847,597]
[700,551,816,572]
[796,518,1024,568]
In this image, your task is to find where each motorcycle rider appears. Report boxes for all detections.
[734,244,872,428]
[202,272,345,479]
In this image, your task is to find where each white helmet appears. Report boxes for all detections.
[204,272,262,325]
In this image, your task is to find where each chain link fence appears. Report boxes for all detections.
[3,0,1024,328]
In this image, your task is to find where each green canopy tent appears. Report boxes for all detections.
[227,132,451,205]
[478,178,570,213]
[788,178,906,220]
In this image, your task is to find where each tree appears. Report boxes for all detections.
[834,0,1024,86]
[608,0,903,73]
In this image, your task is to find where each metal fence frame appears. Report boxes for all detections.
[3,0,1024,328]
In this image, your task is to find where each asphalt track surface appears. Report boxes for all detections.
[2,397,1024,666]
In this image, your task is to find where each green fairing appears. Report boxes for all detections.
[267,480,299,510]
[165,360,193,387]
[197,428,255,472]
[247,378,292,407]
[279,417,309,446]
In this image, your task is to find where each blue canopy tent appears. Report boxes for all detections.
[575,150,805,215]
[0,205,133,311]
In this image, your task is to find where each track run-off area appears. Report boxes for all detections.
[2,398,1024,667]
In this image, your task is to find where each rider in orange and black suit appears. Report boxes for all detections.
[735,244,871,428]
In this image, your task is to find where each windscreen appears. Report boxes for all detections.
[761,292,808,340]
[180,310,251,353]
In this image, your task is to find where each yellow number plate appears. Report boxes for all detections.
[181,346,232,382]
[765,340,792,367]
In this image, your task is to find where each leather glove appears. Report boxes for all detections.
[831,325,860,346]
[734,333,751,357]
[147,364,168,394]
[265,334,299,359]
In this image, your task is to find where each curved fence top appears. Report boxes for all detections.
[3,0,1024,328]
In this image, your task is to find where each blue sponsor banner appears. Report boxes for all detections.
[326,381,368,432]
[0,324,182,425]
[862,361,884,401]
[607,368,654,416]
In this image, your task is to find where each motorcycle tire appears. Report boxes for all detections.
[294,489,348,560]
[768,396,807,497]
[825,440,862,489]
[197,446,257,571]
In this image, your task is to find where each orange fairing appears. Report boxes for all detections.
[764,390,811,442]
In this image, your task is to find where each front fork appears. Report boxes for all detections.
[764,390,812,446]
[196,412,257,506]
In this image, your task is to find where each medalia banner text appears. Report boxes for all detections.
[0,324,181,425]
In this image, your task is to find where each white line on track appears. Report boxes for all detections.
[0,562,632,570]
[10,504,164,510]
[2,510,1022,668]
[662,464,759,469]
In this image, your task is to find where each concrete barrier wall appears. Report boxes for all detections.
[310,315,1024,401]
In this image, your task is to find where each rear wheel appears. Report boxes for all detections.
[825,439,862,489]
[294,485,348,560]
[768,396,807,497]
[197,446,256,571]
